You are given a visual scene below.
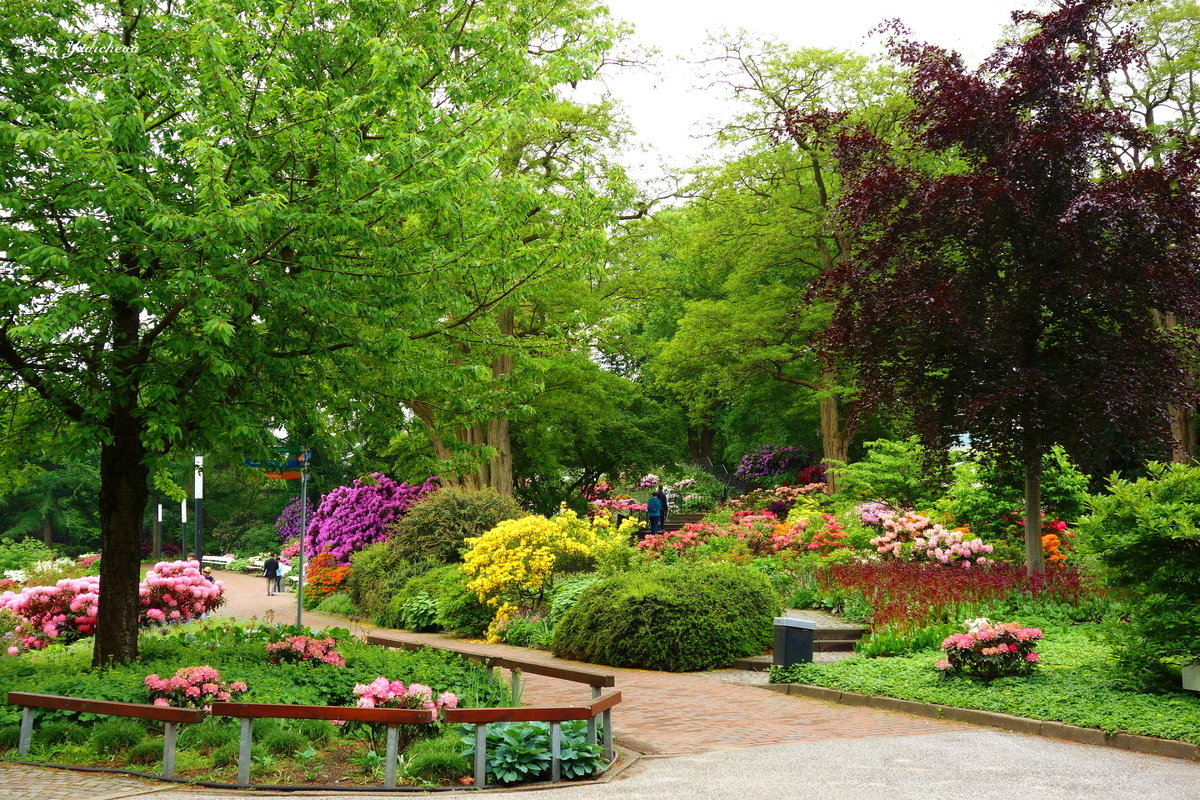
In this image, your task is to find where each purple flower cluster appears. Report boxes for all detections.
[305,473,438,563]
[275,496,314,541]
[735,445,805,479]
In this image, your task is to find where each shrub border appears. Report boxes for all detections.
[768,683,1200,761]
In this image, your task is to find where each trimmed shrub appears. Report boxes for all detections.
[90,719,146,754]
[435,579,494,637]
[389,488,525,564]
[552,564,778,671]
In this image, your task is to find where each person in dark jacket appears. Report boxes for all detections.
[263,555,280,596]
[647,492,665,537]
[653,486,669,524]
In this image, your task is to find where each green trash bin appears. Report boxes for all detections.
[773,617,816,667]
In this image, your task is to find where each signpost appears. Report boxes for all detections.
[193,455,204,563]
[246,446,312,627]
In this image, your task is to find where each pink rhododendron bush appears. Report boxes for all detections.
[936,618,1044,681]
[0,559,224,652]
[306,473,438,563]
[145,665,248,710]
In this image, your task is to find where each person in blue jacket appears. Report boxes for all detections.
[647,491,665,537]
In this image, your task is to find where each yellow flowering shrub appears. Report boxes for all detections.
[462,505,639,611]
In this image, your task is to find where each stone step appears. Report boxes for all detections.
[663,513,705,531]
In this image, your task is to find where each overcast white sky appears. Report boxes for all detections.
[589,0,1027,182]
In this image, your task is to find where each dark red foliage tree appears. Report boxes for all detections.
[821,0,1200,570]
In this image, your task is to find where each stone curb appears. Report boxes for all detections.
[778,684,1200,762]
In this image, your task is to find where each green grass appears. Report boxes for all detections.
[772,622,1200,743]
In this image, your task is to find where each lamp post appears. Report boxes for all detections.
[297,454,310,628]
[193,455,204,563]
[180,498,187,556]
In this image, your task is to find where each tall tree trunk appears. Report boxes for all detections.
[817,371,852,494]
[687,425,715,463]
[1154,311,1196,463]
[93,411,149,667]
[1023,459,1046,573]
[41,516,52,547]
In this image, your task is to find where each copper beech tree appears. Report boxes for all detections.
[820,0,1200,570]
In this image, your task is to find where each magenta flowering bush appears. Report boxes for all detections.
[0,560,224,652]
[305,473,438,563]
[936,618,1044,680]
[144,665,248,710]
[352,676,458,720]
[275,496,315,541]
[635,473,661,490]
[266,635,346,667]
[735,445,806,480]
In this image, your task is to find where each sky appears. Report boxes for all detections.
[586,0,1028,182]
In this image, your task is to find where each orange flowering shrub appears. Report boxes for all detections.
[304,551,350,605]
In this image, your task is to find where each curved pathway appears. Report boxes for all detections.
[7,568,1200,799]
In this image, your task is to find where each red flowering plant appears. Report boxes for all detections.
[266,635,346,667]
[303,551,350,607]
[144,665,248,710]
[769,514,851,555]
[637,512,781,558]
[935,618,1044,681]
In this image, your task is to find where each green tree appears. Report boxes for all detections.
[0,0,621,664]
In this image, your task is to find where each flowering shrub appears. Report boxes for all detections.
[141,560,225,624]
[735,445,805,480]
[144,665,248,710]
[769,514,851,555]
[635,473,661,490]
[589,496,647,514]
[306,473,438,563]
[0,560,222,652]
[275,496,314,541]
[303,551,350,605]
[462,506,637,611]
[281,538,301,559]
[936,618,1044,680]
[637,512,781,557]
[869,511,992,566]
[353,676,458,719]
[266,635,346,667]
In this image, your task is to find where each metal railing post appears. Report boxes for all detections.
[550,721,562,782]
[384,724,399,788]
[237,717,252,786]
[162,721,179,779]
[18,707,34,756]
[474,723,488,788]
[602,708,613,763]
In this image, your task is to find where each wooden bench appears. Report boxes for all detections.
[200,555,235,569]
[209,701,435,787]
[446,692,621,787]
[7,691,204,779]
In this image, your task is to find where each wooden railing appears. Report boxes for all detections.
[7,692,205,779]
[209,701,435,787]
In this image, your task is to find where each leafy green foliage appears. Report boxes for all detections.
[396,592,440,633]
[828,437,943,509]
[0,539,58,573]
[262,729,309,756]
[314,592,357,617]
[35,721,89,746]
[404,732,472,783]
[552,564,778,671]
[1077,463,1200,688]
[389,488,525,564]
[126,739,164,765]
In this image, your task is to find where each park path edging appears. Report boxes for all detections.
[768,683,1200,761]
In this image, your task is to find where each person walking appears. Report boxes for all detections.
[653,485,669,525]
[263,554,280,596]
[647,492,665,537]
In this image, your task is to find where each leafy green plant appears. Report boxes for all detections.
[1077,462,1200,690]
[828,437,943,509]
[398,591,440,632]
[297,718,335,744]
[0,724,22,751]
[262,728,309,756]
[855,623,960,658]
[497,613,554,649]
[89,719,145,755]
[458,719,603,785]
[178,719,236,753]
[351,748,387,778]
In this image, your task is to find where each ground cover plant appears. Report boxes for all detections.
[770,620,1200,745]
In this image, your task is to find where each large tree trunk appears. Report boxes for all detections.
[687,425,715,463]
[1154,311,1196,463]
[41,516,52,547]
[92,411,150,667]
[817,370,852,494]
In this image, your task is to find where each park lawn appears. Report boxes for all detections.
[771,621,1200,744]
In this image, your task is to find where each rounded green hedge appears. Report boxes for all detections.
[551,564,778,672]
[388,487,525,564]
